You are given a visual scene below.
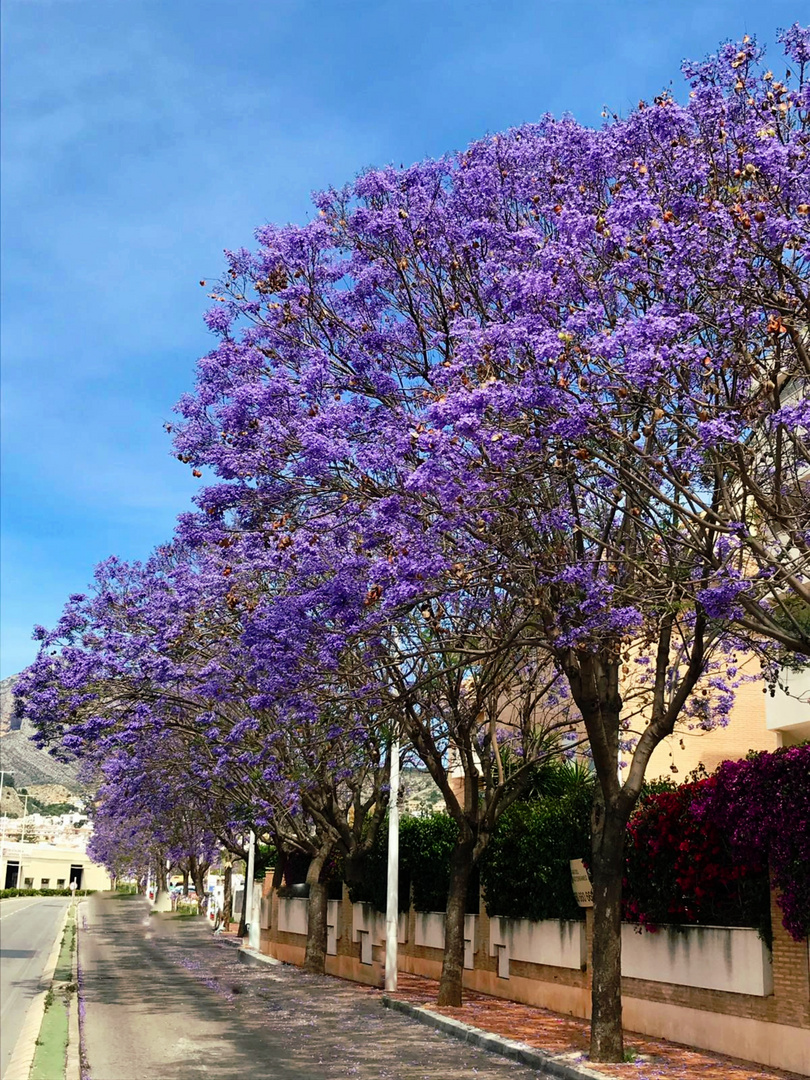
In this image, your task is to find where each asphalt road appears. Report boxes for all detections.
[0,895,70,1078]
[79,895,543,1080]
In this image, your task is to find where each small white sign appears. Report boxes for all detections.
[570,859,593,908]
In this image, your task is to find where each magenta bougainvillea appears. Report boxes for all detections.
[707,745,810,941]
[624,745,810,943]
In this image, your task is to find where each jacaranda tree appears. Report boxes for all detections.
[16,25,809,1063]
[167,26,808,1059]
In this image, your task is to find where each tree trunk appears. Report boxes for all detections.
[342,851,365,889]
[437,838,475,1006]
[589,793,628,1062]
[223,863,232,926]
[191,859,208,908]
[304,854,329,975]
[181,869,189,895]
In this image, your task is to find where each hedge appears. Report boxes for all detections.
[305,748,810,942]
[0,888,98,899]
[347,764,593,918]
[347,812,479,914]
[480,784,592,921]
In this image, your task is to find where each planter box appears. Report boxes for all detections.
[489,918,586,977]
[621,923,773,996]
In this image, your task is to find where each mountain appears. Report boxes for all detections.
[400,767,445,814]
[0,675,23,736]
[0,675,81,790]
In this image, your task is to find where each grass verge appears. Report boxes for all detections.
[30,991,69,1080]
[29,903,76,1080]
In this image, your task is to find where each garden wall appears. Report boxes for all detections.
[255,878,809,1075]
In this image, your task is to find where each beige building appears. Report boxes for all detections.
[643,664,810,782]
[0,842,112,892]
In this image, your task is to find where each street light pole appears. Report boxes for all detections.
[20,794,29,844]
[0,770,6,874]
[385,731,400,992]
[0,770,5,856]
[245,830,258,948]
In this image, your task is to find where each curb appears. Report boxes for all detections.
[66,904,80,1080]
[381,997,613,1080]
[4,901,71,1080]
[75,899,90,1080]
[236,946,282,968]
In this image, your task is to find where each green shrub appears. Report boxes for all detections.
[347,812,479,914]
[403,813,479,914]
[0,888,98,899]
[347,765,594,919]
[480,778,592,922]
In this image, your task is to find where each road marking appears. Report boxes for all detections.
[3,903,71,1080]
[0,899,46,920]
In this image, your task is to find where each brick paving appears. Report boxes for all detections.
[352,971,806,1080]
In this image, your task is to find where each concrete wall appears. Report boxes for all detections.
[621,924,773,996]
[352,902,408,963]
[277,896,309,936]
[413,910,476,969]
[489,917,586,975]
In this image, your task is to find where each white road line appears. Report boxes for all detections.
[3,903,71,1080]
[0,899,46,920]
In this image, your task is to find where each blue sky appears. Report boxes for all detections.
[0,0,801,678]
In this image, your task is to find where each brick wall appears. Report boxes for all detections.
[769,885,810,1029]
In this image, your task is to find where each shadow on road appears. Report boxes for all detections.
[78,895,542,1080]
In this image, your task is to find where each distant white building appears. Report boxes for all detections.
[1,841,112,892]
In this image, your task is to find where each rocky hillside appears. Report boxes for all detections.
[0,785,26,817]
[27,783,83,807]
[0,674,80,790]
[0,674,23,735]
[400,767,445,814]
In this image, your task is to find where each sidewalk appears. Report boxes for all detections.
[96,909,806,1079]
[75,897,543,1079]
[351,972,806,1080]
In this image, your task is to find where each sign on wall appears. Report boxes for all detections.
[570,859,593,908]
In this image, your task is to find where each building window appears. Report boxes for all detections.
[40,879,50,887]
[24,877,34,887]
[57,879,66,887]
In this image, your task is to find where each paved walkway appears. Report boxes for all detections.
[81,902,805,1080]
[355,972,805,1080]
[218,929,807,1080]
[78,896,543,1079]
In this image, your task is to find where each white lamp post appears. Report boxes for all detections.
[385,732,400,992]
[246,830,260,949]
[20,794,29,844]
[0,770,6,868]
